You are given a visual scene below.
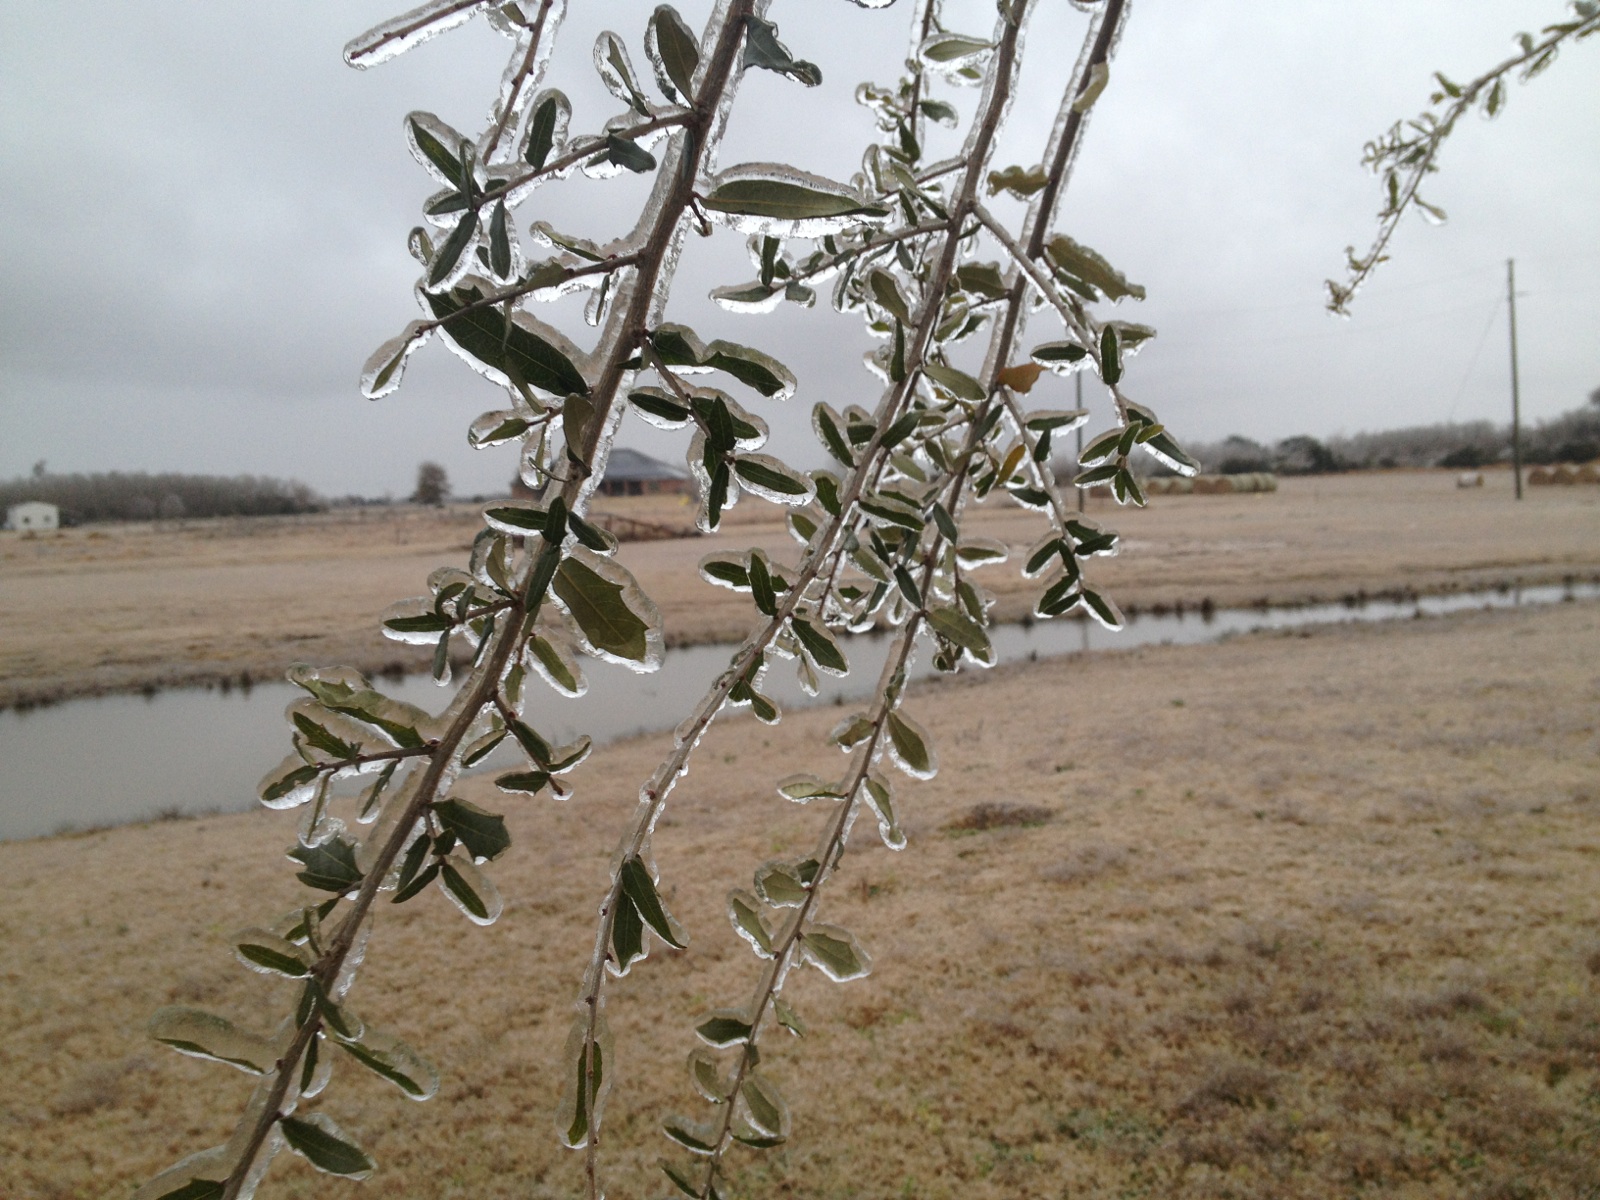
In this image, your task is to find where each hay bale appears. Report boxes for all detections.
[1576,464,1598,484]
[1258,472,1279,492]
[1551,464,1577,485]
[1456,471,1483,488]
[1210,475,1237,494]
[1528,466,1554,486]
[1165,475,1195,495]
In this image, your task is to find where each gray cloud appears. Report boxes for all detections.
[1,1,1595,498]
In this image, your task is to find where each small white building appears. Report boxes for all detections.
[4,501,59,531]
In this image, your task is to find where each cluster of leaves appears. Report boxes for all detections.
[1327,0,1599,314]
[136,2,1203,1199]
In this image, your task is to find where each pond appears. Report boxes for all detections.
[1,581,1593,841]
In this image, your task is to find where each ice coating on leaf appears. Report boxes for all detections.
[885,708,938,779]
[702,164,892,238]
[550,545,665,671]
[134,1143,240,1200]
[645,4,700,104]
[259,752,320,811]
[479,2,568,165]
[279,1111,375,1180]
[338,1024,440,1101]
[149,1007,276,1074]
[733,453,815,506]
[801,923,873,982]
[234,928,311,979]
[864,772,906,850]
[423,274,593,397]
[555,1010,614,1150]
[438,853,503,925]
[300,1034,334,1100]
[360,321,432,399]
[330,915,372,1000]
[525,625,588,697]
[738,1070,792,1139]
[345,0,497,68]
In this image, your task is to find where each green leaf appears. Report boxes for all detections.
[524,91,567,169]
[338,1030,438,1100]
[922,361,986,401]
[289,838,364,894]
[483,500,551,534]
[734,455,810,499]
[611,891,644,971]
[382,612,453,636]
[773,996,805,1038]
[927,606,992,661]
[1099,325,1122,385]
[601,133,657,174]
[620,856,688,948]
[628,387,692,426]
[392,862,438,906]
[407,115,467,190]
[279,1115,375,1179]
[495,769,552,796]
[728,890,773,955]
[868,268,912,324]
[743,14,821,86]
[596,31,651,116]
[955,261,1009,300]
[648,5,700,101]
[663,1117,717,1154]
[754,861,807,907]
[261,761,321,804]
[433,797,511,862]
[425,286,589,397]
[704,171,889,228]
[920,98,958,125]
[148,1007,274,1074]
[790,615,848,675]
[488,200,511,279]
[741,1072,788,1137]
[802,924,871,982]
[696,1012,753,1047]
[554,555,653,664]
[235,931,309,979]
[775,773,843,802]
[887,710,935,777]
[1045,235,1145,304]
[920,32,992,63]
[703,340,794,398]
[428,212,477,288]
[440,859,489,920]
[987,163,1048,199]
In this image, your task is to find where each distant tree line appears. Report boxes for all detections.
[1138,391,1600,477]
[0,471,323,523]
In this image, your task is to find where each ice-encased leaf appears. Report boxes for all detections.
[645,5,699,102]
[739,1071,790,1138]
[556,1012,613,1149]
[927,605,994,665]
[702,340,795,399]
[754,861,807,908]
[801,924,872,982]
[338,1025,439,1101]
[286,665,432,749]
[289,837,364,894]
[775,773,844,803]
[425,281,589,396]
[864,772,905,850]
[259,754,321,810]
[133,1145,236,1200]
[149,1007,275,1074]
[360,321,432,399]
[922,361,986,401]
[987,163,1048,199]
[280,1113,374,1180]
[594,31,651,115]
[743,15,821,86]
[919,31,992,68]
[483,498,553,536]
[867,267,912,324]
[1044,234,1145,304]
[404,111,471,188]
[663,1115,719,1154]
[523,88,570,170]
[688,1048,727,1103]
[439,854,503,925]
[733,454,813,504]
[1030,340,1090,373]
[696,1009,753,1047]
[789,615,848,675]
[621,855,688,948]
[552,547,663,669]
[727,888,773,956]
[703,165,890,237]
[527,628,588,696]
[433,797,511,862]
[886,710,937,779]
[234,929,311,979]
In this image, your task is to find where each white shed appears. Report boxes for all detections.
[5,501,60,531]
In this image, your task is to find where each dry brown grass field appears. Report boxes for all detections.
[3,593,1599,1198]
[2,468,1597,709]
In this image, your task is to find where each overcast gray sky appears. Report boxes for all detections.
[2,1,1596,498]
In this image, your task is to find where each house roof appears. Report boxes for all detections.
[601,447,689,483]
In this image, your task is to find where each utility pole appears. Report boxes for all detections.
[1507,258,1523,500]
[1074,371,1085,513]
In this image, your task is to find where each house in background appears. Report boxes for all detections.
[596,448,691,497]
[4,501,59,531]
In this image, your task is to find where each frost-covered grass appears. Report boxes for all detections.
[4,600,1598,1198]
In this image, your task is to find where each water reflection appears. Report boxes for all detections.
[1,581,1593,841]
